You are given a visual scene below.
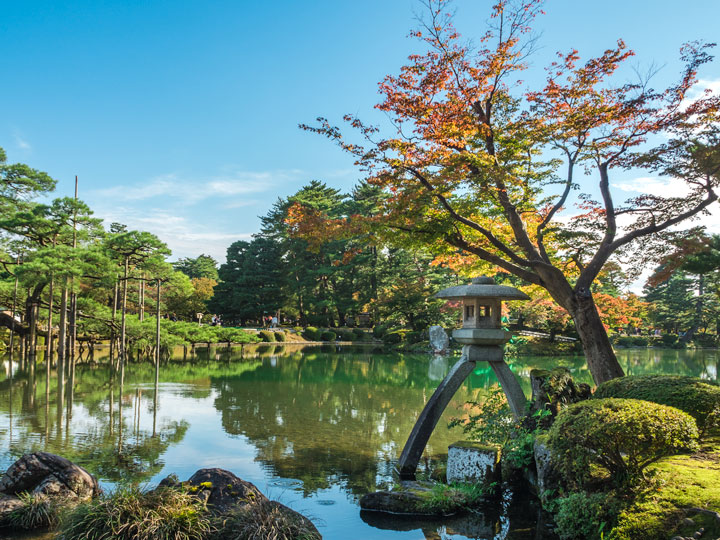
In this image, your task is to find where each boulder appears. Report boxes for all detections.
[360,489,431,515]
[534,436,562,508]
[0,452,99,502]
[428,325,450,354]
[446,442,500,485]
[0,452,99,529]
[180,468,268,513]
[163,469,320,538]
[529,367,591,424]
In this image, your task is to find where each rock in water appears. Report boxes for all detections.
[0,452,99,502]
[185,468,268,512]
[429,325,450,354]
[158,468,321,538]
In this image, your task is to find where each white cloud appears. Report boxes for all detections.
[680,78,720,111]
[91,169,305,204]
[612,176,695,199]
[92,206,253,262]
[13,134,31,151]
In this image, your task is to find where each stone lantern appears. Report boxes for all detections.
[396,276,529,480]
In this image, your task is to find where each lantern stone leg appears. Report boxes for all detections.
[395,350,476,480]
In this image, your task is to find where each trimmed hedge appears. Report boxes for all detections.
[337,329,354,341]
[302,326,319,341]
[372,325,388,338]
[320,331,336,342]
[273,331,286,342]
[352,328,366,340]
[547,398,699,487]
[594,375,720,434]
[382,330,404,344]
[258,330,276,343]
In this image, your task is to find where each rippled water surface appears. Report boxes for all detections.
[0,345,717,539]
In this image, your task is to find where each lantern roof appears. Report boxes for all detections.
[434,276,530,301]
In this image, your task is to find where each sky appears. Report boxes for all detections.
[2,0,720,266]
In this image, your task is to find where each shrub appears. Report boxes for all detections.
[547,398,699,488]
[5,492,59,530]
[258,330,276,343]
[661,333,678,346]
[292,326,304,334]
[554,491,621,540]
[594,375,720,434]
[352,328,366,340]
[211,500,319,540]
[59,486,213,540]
[273,331,286,342]
[302,326,319,341]
[372,325,388,338]
[405,331,422,344]
[382,331,404,344]
[336,329,354,341]
[320,331,336,342]
[694,333,718,348]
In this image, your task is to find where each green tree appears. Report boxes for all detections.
[210,237,285,325]
[173,254,219,281]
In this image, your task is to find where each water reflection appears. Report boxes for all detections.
[0,346,717,539]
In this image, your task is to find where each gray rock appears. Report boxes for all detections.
[360,490,431,515]
[184,468,268,513]
[0,493,23,515]
[534,436,562,508]
[446,441,500,485]
[172,469,320,538]
[0,452,99,502]
[428,325,450,354]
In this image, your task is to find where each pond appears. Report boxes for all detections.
[0,345,717,539]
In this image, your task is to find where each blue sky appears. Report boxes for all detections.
[2,0,719,263]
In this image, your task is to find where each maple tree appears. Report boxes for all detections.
[295,0,720,384]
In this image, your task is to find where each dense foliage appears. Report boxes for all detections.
[594,375,720,434]
[547,399,699,487]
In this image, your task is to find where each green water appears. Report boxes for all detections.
[0,345,717,539]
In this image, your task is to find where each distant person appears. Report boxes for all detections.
[271,316,278,328]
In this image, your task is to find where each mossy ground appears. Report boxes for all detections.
[610,433,720,539]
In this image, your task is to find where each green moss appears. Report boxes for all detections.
[607,434,720,539]
[449,441,499,452]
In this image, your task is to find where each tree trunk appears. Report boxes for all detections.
[47,279,54,366]
[57,282,69,371]
[139,273,145,321]
[120,258,129,384]
[567,294,625,384]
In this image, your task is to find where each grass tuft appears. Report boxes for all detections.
[5,492,60,530]
[58,486,213,540]
[212,500,320,540]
